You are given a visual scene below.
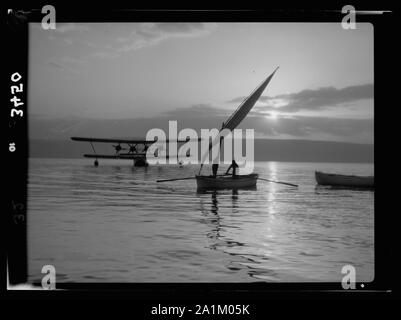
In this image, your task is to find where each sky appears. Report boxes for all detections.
[29,22,374,143]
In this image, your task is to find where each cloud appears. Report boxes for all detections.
[55,23,90,33]
[29,75,374,143]
[150,102,373,143]
[231,83,374,114]
[157,86,374,141]
[42,23,218,69]
[162,103,230,119]
[47,61,64,70]
[29,111,374,144]
[240,115,373,142]
[118,23,215,48]
[95,23,217,58]
[158,102,373,143]
[46,56,87,74]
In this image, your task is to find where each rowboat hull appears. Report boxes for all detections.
[196,174,258,190]
[315,171,374,188]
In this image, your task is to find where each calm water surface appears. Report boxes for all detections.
[28,158,374,283]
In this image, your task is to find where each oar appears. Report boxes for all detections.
[157,177,196,183]
[258,177,298,187]
[157,173,234,183]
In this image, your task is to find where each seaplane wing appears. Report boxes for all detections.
[83,154,146,158]
[71,137,191,144]
[71,136,198,167]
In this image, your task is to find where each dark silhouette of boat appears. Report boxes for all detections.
[315,171,374,188]
[196,174,258,190]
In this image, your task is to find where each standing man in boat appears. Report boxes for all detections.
[225,160,239,177]
[212,163,219,177]
[212,121,226,178]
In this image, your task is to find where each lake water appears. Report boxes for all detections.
[27,158,374,283]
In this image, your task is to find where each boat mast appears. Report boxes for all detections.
[198,67,279,175]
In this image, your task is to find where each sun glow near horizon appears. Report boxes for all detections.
[266,111,279,120]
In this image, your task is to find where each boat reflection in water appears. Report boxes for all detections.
[196,186,280,280]
[197,188,254,247]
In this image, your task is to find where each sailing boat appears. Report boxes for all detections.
[195,67,279,190]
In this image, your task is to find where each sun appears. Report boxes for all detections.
[266,111,278,120]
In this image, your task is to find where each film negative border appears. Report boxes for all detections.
[5,6,395,297]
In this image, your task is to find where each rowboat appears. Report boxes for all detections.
[195,68,279,189]
[315,171,374,188]
[157,68,282,189]
[196,174,258,190]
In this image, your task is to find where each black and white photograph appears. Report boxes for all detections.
[5,6,397,304]
[26,20,375,283]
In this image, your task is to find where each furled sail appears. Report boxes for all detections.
[198,67,279,174]
[222,67,279,131]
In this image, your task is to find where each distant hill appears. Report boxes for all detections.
[29,139,373,163]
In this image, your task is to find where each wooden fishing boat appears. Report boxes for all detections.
[195,68,279,188]
[196,174,258,190]
[315,171,374,188]
[157,68,290,189]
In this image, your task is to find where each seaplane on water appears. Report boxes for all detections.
[70,136,193,167]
